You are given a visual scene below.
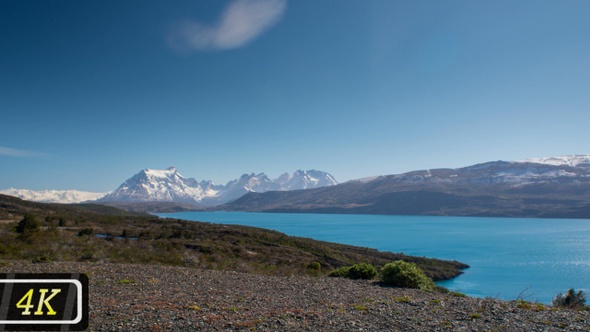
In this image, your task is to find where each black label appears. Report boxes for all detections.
[0,274,88,331]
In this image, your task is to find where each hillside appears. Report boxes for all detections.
[221,159,590,218]
[0,194,466,281]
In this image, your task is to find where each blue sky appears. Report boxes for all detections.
[2,0,590,191]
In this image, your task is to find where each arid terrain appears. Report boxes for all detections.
[2,260,588,331]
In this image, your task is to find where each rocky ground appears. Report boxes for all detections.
[1,260,589,331]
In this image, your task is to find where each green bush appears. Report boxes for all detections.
[16,214,40,235]
[553,289,587,309]
[348,263,378,280]
[308,261,321,270]
[381,260,436,291]
[328,265,351,278]
[328,263,377,280]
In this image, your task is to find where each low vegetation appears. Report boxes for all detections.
[329,260,440,292]
[328,263,378,280]
[553,289,587,310]
[381,260,437,291]
[0,194,467,279]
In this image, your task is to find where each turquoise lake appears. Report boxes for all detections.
[157,211,590,304]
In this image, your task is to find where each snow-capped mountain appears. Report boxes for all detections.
[98,167,338,206]
[0,188,107,204]
[216,173,279,203]
[519,155,590,168]
[279,170,339,190]
[99,167,218,204]
[223,155,590,218]
[348,155,590,187]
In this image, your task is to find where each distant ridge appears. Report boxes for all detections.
[519,154,590,168]
[221,155,590,219]
[1,168,337,206]
[0,188,107,204]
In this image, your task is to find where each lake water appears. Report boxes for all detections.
[157,211,590,304]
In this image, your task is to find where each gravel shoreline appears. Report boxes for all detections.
[1,261,588,331]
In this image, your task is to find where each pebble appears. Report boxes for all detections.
[1,260,588,331]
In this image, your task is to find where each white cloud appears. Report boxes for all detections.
[0,146,48,158]
[167,0,287,53]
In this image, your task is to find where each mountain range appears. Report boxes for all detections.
[220,155,590,219]
[97,167,337,206]
[0,188,107,204]
[2,167,336,206]
[4,155,590,218]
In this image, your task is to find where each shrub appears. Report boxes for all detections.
[16,214,40,235]
[553,289,587,309]
[328,263,377,280]
[381,260,436,291]
[328,266,351,278]
[308,261,321,270]
[347,263,378,280]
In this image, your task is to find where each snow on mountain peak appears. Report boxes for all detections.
[143,166,179,179]
[0,188,107,204]
[99,166,208,204]
[280,169,338,190]
[518,155,590,168]
[344,156,590,187]
[99,167,338,206]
